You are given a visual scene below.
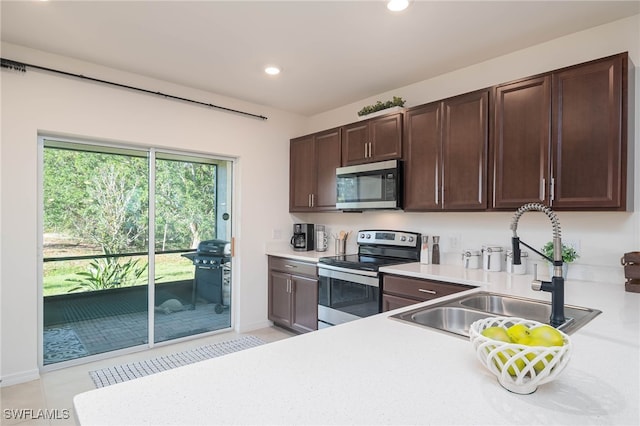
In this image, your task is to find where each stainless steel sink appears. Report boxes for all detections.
[390,291,601,338]
[403,306,494,338]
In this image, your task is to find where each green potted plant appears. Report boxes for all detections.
[357,96,406,118]
[541,242,579,278]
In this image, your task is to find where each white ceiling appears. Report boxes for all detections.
[2,1,639,116]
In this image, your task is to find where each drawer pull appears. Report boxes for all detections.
[418,288,437,295]
[284,264,296,269]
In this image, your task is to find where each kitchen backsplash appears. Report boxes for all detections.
[283,210,632,285]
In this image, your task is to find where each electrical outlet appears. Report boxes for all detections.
[449,233,462,251]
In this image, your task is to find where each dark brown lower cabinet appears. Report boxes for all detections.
[382,274,474,311]
[268,256,318,333]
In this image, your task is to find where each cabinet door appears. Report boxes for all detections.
[382,294,418,312]
[289,136,317,211]
[315,129,342,210]
[291,275,318,333]
[403,103,442,211]
[442,90,489,210]
[268,271,292,328]
[342,122,369,165]
[551,54,626,209]
[493,76,551,208]
[370,113,402,162]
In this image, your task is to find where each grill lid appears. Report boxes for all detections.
[197,239,231,256]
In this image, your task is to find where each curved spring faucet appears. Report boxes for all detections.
[510,203,566,327]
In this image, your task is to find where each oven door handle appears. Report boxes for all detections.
[318,266,379,287]
[317,263,378,277]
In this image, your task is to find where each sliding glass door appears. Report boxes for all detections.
[153,153,232,343]
[41,138,233,366]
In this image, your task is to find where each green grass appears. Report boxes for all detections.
[43,253,196,296]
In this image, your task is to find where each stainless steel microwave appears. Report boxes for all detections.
[336,160,402,210]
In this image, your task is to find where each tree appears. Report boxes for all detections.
[77,163,148,253]
[43,146,219,291]
[154,159,217,251]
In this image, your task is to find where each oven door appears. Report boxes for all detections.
[317,266,380,328]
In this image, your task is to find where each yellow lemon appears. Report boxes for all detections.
[506,323,530,343]
[528,325,564,347]
[524,337,555,372]
[496,349,526,376]
[481,326,524,376]
[481,326,511,343]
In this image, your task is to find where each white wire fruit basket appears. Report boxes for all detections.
[469,316,572,394]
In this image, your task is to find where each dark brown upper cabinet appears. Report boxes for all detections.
[404,103,441,210]
[289,127,342,212]
[492,76,551,209]
[492,53,629,210]
[342,112,402,166]
[551,53,628,210]
[404,89,489,211]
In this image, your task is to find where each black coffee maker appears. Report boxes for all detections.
[291,223,314,251]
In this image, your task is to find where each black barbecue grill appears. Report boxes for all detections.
[182,239,231,314]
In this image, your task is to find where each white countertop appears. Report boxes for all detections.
[74,258,640,425]
[266,247,326,262]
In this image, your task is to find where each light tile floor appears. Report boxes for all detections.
[1,326,296,426]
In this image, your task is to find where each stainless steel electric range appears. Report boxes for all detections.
[317,230,421,328]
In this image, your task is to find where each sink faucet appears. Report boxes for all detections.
[510,203,565,327]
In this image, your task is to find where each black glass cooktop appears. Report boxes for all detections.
[318,254,412,272]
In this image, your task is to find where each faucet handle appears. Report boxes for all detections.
[531,263,542,291]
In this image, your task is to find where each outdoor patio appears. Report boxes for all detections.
[43,280,231,364]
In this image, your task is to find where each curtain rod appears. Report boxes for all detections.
[0,57,268,121]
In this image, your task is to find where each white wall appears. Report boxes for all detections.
[291,15,640,281]
[0,43,304,385]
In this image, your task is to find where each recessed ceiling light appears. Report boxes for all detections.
[387,0,409,12]
[264,66,281,76]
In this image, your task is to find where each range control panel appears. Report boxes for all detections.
[356,230,420,248]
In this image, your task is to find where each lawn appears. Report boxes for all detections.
[43,253,195,296]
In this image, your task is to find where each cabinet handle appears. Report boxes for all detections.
[435,168,439,204]
[418,288,437,295]
[368,142,372,158]
[550,177,555,204]
[364,144,368,158]
[311,193,314,207]
[284,264,296,269]
[541,178,546,201]
[308,193,312,208]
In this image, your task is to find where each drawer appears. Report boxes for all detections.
[268,256,318,278]
[383,274,473,301]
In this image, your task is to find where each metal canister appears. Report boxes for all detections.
[482,245,504,272]
[461,249,481,269]
[506,250,528,275]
